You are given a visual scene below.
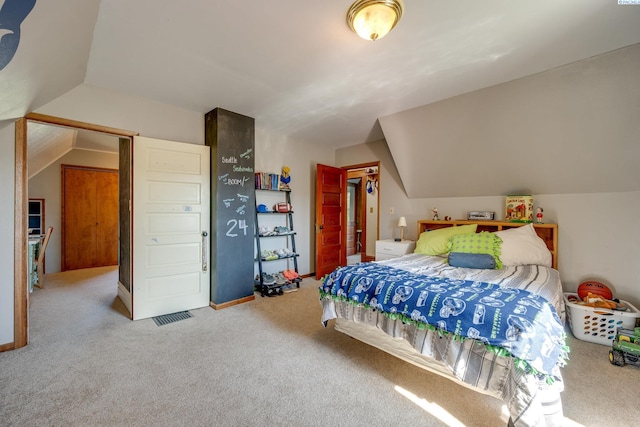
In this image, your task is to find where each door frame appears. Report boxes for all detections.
[12,113,137,349]
[343,161,380,262]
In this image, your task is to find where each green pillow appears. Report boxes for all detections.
[414,224,478,255]
[447,232,503,269]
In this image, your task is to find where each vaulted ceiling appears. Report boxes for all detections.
[2,0,640,149]
[0,0,640,197]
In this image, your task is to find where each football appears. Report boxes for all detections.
[577,281,613,300]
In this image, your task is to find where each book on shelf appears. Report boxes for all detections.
[254,172,281,191]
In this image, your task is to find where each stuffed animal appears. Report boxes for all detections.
[280,166,291,190]
[581,292,617,309]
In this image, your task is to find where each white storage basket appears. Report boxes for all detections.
[564,293,640,346]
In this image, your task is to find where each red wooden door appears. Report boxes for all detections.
[315,164,346,279]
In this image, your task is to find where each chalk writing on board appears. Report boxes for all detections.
[224,176,251,187]
[233,165,253,173]
[222,156,237,164]
[236,205,246,215]
[218,173,229,181]
[237,193,249,202]
[223,198,234,208]
[240,148,252,159]
[226,219,249,237]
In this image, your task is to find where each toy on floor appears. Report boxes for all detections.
[577,280,613,300]
[609,327,640,368]
[566,292,628,311]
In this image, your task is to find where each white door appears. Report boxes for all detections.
[132,136,210,320]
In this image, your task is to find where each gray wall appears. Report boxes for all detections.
[340,44,640,307]
[338,49,640,311]
[338,139,640,307]
[379,44,640,199]
[253,128,335,277]
[0,124,16,346]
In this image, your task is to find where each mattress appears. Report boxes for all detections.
[319,254,567,427]
[378,253,565,324]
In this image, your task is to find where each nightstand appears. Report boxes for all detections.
[375,239,416,261]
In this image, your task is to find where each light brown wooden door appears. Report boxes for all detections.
[315,164,346,279]
[62,165,118,271]
[96,170,119,267]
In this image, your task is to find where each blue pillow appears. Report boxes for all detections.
[448,252,497,269]
[447,232,503,269]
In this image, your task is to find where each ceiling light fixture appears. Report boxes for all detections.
[347,0,403,41]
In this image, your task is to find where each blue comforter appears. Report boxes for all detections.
[320,263,566,377]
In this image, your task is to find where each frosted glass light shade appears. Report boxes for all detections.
[347,0,403,41]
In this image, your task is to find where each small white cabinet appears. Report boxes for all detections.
[375,239,416,261]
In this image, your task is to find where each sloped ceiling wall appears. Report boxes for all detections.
[27,122,119,179]
[0,0,99,120]
[379,44,640,199]
[27,123,74,178]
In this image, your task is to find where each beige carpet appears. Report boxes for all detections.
[1,266,638,426]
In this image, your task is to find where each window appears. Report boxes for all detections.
[28,199,45,236]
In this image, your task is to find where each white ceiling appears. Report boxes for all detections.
[26,123,120,178]
[82,0,640,147]
[3,0,640,150]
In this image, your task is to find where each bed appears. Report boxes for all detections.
[319,220,567,427]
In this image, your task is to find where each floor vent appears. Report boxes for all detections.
[152,311,193,326]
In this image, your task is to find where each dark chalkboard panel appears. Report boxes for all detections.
[205,108,256,305]
[118,137,131,292]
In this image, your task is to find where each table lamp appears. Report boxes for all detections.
[398,216,407,241]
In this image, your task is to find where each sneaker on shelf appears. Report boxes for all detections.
[281,248,295,257]
[262,273,276,285]
[274,226,290,234]
[274,272,287,285]
[261,273,276,285]
[283,269,299,280]
[261,250,278,261]
[282,283,299,293]
[258,226,270,236]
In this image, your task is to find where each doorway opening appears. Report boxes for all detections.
[344,162,379,265]
[13,114,136,349]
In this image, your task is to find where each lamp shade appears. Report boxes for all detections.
[347,0,403,41]
[398,216,407,227]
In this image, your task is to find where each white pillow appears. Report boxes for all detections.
[494,224,552,267]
